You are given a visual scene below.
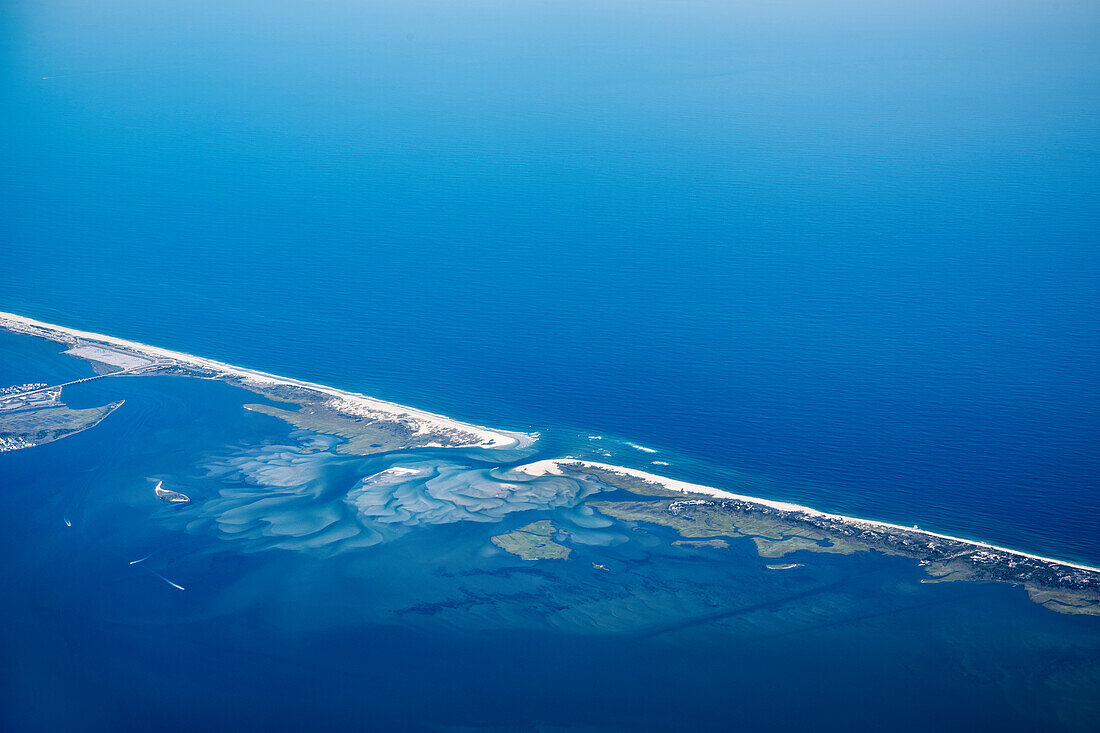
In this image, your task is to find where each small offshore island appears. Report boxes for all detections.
[2,311,1099,618]
[154,481,190,504]
[491,520,571,560]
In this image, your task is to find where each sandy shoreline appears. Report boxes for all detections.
[517,459,1100,574]
[0,311,532,450]
[5,310,1096,574]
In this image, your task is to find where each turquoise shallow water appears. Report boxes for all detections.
[2,0,1100,729]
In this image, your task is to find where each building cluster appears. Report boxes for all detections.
[659,496,1100,597]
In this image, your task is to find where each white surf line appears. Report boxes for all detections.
[517,459,1100,574]
[141,566,185,591]
[0,311,532,450]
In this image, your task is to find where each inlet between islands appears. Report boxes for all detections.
[2,310,1097,576]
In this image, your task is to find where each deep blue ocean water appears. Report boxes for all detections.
[2,1,1099,730]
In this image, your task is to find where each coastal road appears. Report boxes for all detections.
[2,362,162,400]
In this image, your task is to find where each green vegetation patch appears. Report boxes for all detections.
[672,538,729,549]
[244,403,422,454]
[0,402,123,450]
[491,520,571,561]
[589,499,825,544]
[589,500,738,539]
[589,498,897,564]
[1026,587,1100,617]
[562,464,696,498]
[920,561,967,583]
[752,534,860,558]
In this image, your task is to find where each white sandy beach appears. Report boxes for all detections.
[6,310,1096,574]
[516,458,1100,574]
[0,311,532,450]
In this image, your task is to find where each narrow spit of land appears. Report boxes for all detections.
[2,311,1098,616]
[0,311,533,455]
[516,460,1100,616]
